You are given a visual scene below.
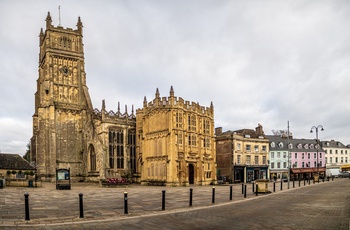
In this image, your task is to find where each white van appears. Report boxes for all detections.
[326,168,340,178]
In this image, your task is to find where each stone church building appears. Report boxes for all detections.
[31,12,216,185]
[137,87,216,186]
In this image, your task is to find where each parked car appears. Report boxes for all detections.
[338,171,350,178]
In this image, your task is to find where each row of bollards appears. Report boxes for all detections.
[23,178,333,220]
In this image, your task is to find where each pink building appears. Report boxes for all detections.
[290,139,326,179]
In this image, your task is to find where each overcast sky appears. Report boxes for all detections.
[1,0,350,155]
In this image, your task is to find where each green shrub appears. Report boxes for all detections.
[18,170,23,175]
[11,170,17,174]
[6,170,11,175]
[29,171,34,176]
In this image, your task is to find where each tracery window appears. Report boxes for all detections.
[175,112,183,128]
[203,119,210,134]
[108,129,124,169]
[128,130,136,172]
[188,114,196,131]
[188,134,197,146]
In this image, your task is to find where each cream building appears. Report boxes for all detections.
[216,124,269,183]
[136,87,216,186]
[321,140,350,171]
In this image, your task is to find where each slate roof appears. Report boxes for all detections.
[266,135,325,152]
[0,153,34,170]
[321,140,348,148]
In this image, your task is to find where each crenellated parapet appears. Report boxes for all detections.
[137,86,214,118]
[93,100,136,124]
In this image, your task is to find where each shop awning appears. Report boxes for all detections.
[291,169,301,173]
[291,167,326,173]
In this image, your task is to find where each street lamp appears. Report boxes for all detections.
[310,125,324,178]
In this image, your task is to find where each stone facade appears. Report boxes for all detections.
[216,124,269,183]
[31,13,136,182]
[136,87,216,186]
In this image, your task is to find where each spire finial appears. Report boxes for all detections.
[46,11,52,29]
[77,16,83,34]
[102,99,106,111]
[143,96,147,107]
[170,85,174,97]
[155,88,160,98]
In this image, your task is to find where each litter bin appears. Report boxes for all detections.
[28,180,33,188]
[255,179,270,193]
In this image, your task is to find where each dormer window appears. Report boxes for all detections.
[278,142,283,148]
[304,144,308,149]
[270,142,275,148]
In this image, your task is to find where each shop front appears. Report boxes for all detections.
[233,166,245,183]
[246,166,268,183]
[291,167,326,180]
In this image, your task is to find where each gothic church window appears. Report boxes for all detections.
[128,130,136,172]
[108,129,124,169]
[175,112,183,128]
[188,114,196,131]
[203,119,210,134]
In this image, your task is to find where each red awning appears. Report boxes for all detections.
[300,168,314,173]
[291,169,301,173]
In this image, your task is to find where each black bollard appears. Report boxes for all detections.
[273,182,275,192]
[293,180,295,188]
[79,193,84,218]
[161,190,166,210]
[255,184,258,196]
[280,180,283,191]
[299,179,301,187]
[212,187,215,204]
[244,185,247,198]
[304,179,306,186]
[242,183,244,194]
[189,188,193,207]
[24,193,30,221]
[309,178,310,185]
[252,182,255,193]
[124,191,128,214]
[229,186,233,201]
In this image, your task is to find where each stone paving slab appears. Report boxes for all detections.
[0,178,346,229]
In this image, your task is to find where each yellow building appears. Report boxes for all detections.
[136,87,216,186]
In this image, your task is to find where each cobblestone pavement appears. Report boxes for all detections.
[0,178,349,229]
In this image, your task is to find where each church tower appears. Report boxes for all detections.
[32,12,93,181]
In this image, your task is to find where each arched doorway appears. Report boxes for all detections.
[189,164,194,184]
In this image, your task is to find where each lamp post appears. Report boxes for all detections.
[310,125,324,177]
